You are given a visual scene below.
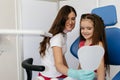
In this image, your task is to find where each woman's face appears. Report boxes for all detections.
[80,19,94,40]
[64,11,76,33]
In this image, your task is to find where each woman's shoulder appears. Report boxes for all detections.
[52,33,63,39]
[50,33,66,47]
[50,33,64,42]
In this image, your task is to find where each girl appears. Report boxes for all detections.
[79,13,109,80]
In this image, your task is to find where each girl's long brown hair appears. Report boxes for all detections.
[39,5,77,57]
[80,13,109,71]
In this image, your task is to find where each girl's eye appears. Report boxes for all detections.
[87,27,93,30]
[87,28,91,30]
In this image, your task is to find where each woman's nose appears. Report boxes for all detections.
[68,20,73,24]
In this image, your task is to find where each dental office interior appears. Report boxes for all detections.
[0,0,120,80]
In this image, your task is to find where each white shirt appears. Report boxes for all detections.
[40,33,67,78]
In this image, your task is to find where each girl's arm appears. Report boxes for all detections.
[96,42,106,80]
[96,57,105,80]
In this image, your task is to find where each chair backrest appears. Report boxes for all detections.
[91,5,117,26]
[22,58,45,80]
[105,27,120,65]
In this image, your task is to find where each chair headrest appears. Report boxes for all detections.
[92,5,117,26]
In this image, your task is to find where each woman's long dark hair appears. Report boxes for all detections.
[39,5,77,57]
[80,13,110,71]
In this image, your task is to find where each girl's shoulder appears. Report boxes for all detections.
[98,41,103,47]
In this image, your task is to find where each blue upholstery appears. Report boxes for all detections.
[105,27,120,65]
[70,37,80,58]
[91,5,117,26]
[112,71,120,80]
[70,5,120,80]
[106,28,120,80]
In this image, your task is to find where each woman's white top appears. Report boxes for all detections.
[40,33,67,78]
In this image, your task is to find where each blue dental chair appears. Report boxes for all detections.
[70,5,120,80]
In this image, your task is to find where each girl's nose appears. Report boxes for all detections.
[83,29,87,33]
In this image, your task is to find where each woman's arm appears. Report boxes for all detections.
[52,46,95,79]
[52,46,68,75]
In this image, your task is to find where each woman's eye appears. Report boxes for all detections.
[71,17,75,20]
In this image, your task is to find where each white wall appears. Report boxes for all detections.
[0,0,16,28]
[0,0,20,80]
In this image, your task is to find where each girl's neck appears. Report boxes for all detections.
[85,39,92,46]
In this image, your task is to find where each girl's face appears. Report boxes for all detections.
[64,11,76,33]
[80,19,94,40]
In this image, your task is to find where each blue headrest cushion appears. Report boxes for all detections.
[105,27,120,65]
[92,5,117,26]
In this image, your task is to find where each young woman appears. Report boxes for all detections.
[39,5,95,80]
[79,13,109,80]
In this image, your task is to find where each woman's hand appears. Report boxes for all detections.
[67,69,95,80]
